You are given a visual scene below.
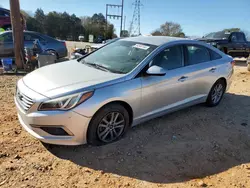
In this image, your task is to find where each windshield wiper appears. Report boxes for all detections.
[83,61,124,74]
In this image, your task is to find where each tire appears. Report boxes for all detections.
[87,104,130,146]
[223,47,228,55]
[206,79,226,107]
[247,64,250,72]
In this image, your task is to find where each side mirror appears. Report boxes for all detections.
[146,65,166,76]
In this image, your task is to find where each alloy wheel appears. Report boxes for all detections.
[211,83,224,104]
[97,112,125,143]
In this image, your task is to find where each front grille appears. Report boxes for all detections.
[16,89,34,111]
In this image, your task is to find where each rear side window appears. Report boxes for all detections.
[0,33,13,42]
[24,33,45,42]
[209,49,222,60]
[186,45,210,65]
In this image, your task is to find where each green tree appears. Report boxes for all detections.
[152,21,185,37]
[121,30,129,37]
[34,8,46,33]
[151,30,162,36]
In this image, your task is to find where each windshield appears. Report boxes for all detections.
[81,40,157,74]
[204,31,230,39]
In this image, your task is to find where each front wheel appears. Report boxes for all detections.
[87,104,130,145]
[206,80,226,107]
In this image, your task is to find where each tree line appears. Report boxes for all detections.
[21,8,249,41]
[23,8,116,42]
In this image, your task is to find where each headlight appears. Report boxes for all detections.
[38,91,94,111]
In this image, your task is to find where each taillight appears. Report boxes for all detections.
[231,60,235,67]
[62,41,66,47]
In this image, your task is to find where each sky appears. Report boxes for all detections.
[1,0,250,37]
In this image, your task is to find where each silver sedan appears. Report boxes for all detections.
[15,36,234,145]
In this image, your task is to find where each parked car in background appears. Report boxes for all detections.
[0,7,26,31]
[15,36,234,146]
[91,38,121,50]
[0,31,67,58]
[198,31,250,58]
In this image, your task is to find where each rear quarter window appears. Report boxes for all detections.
[186,45,210,65]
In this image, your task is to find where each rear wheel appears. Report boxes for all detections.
[206,79,226,107]
[87,104,130,145]
[247,64,250,72]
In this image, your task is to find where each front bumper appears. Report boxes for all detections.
[15,96,91,146]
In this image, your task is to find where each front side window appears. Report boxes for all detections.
[236,33,245,42]
[150,45,183,70]
[186,45,210,65]
[230,33,238,42]
[81,40,157,74]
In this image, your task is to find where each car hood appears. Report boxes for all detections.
[23,60,124,98]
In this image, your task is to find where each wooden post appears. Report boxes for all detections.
[9,0,24,69]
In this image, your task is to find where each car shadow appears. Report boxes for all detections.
[44,93,250,184]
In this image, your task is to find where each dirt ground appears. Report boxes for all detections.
[1,62,250,188]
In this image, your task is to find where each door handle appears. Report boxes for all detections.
[209,68,217,73]
[178,76,188,82]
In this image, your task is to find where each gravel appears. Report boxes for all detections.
[0,63,250,187]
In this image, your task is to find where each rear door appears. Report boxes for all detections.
[181,44,222,100]
[0,32,14,58]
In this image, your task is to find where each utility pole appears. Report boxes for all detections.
[9,0,24,69]
[105,0,124,38]
[120,0,124,37]
[123,16,126,31]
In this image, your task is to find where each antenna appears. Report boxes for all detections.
[129,0,143,36]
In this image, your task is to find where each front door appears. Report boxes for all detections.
[139,45,188,119]
[228,32,247,57]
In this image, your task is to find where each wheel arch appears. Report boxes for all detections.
[91,100,134,127]
[217,77,227,88]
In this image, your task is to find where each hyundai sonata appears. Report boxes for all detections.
[15,36,234,145]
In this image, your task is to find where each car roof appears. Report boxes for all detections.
[121,36,189,46]
[1,30,39,34]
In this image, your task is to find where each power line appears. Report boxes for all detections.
[129,0,143,36]
[105,0,124,38]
